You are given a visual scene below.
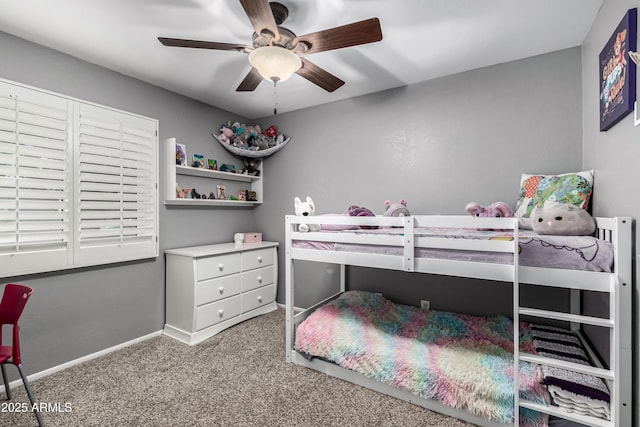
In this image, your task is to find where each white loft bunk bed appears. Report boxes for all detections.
[284,214,632,427]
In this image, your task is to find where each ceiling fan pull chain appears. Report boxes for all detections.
[273,79,279,115]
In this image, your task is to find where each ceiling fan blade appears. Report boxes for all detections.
[296,58,345,92]
[293,18,382,55]
[236,67,263,92]
[158,37,249,52]
[239,0,280,40]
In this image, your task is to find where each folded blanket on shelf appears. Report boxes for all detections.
[295,291,550,427]
[531,325,610,420]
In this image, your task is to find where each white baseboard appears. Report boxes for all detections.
[0,330,163,393]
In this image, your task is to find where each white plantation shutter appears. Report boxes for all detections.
[0,78,158,278]
[74,103,158,266]
[0,82,72,276]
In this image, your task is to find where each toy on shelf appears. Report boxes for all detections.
[217,184,227,200]
[192,154,205,168]
[243,158,261,176]
[176,143,187,166]
[176,185,191,199]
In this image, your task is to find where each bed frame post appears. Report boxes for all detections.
[611,217,632,427]
[285,215,295,363]
[512,217,520,427]
[403,216,415,272]
[569,289,580,332]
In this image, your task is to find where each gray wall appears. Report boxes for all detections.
[0,30,256,376]
[581,0,639,416]
[256,47,584,315]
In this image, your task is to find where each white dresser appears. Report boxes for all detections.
[164,242,278,345]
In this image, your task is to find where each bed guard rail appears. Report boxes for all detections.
[286,214,519,273]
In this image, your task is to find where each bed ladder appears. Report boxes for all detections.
[514,235,632,427]
[516,279,616,427]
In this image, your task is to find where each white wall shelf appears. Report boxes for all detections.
[164,199,260,207]
[175,165,258,183]
[164,137,263,207]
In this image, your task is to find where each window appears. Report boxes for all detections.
[0,79,158,277]
[74,103,158,266]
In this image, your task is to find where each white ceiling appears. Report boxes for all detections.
[0,0,602,119]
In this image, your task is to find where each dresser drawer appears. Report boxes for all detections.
[196,295,241,330]
[241,265,275,292]
[196,253,241,281]
[241,284,275,313]
[196,274,241,306]
[241,248,274,271]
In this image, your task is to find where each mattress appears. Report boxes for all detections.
[295,291,610,427]
[293,227,614,272]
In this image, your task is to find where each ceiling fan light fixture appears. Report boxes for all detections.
[248,46,301,83]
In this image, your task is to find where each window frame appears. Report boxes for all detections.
[0,78,158,278]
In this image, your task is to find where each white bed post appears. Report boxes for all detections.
[403,216,415,272]
[611,218,632,427]
[569,289,580,333]
[609,275,619,427]
[285,215,295,363]
[512,217,520,427]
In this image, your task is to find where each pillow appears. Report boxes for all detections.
[514,170,593,229]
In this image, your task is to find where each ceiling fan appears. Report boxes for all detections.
[158,0,383,93]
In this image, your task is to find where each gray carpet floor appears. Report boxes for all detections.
[3,308,475,426]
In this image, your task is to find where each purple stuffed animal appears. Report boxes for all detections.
[348,205,378,229]
[383,199,410,217]
[465,202,513,218]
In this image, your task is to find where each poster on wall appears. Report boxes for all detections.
[599,8,637,131]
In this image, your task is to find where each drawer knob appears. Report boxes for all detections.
[218,263,224,271]
[257,296,263,303]
[218,309,224,317]
[257,256,263,263]
[218,286,225,294]
[257,276,262,283]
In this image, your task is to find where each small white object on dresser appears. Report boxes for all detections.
[164,241,278,345]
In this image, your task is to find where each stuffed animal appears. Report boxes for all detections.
[264,125,278,137]
[243,158,261,175]
[217,126,235,143]
[348,205,375,218]
[465,202,513,218]
[531,202,596,236]
[294,196,320,232]
[348,205,377,229]
[384,199,410,217]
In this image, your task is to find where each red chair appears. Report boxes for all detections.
[0,284,43,426]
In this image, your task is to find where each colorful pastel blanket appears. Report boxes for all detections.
[295,291,550,427]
